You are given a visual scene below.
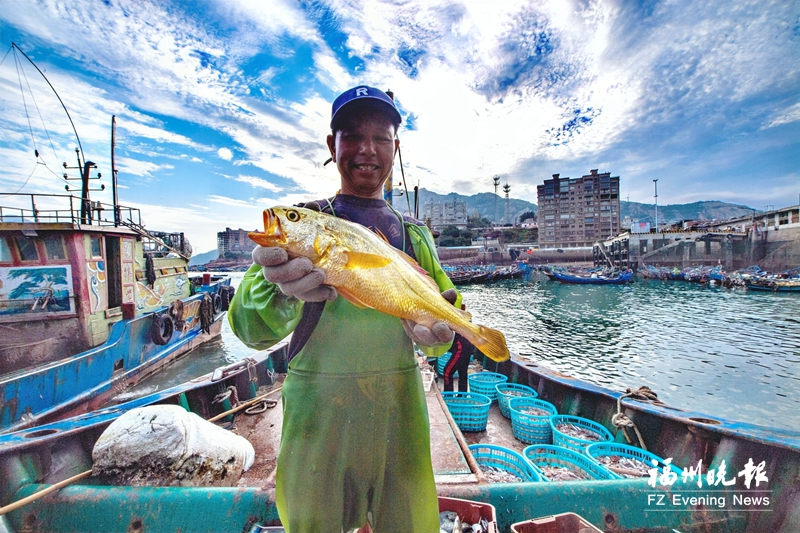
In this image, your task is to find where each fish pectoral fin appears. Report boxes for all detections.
[336,286,373,309]
[343,251,392,270]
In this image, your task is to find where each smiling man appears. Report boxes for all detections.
[228,85,460,533]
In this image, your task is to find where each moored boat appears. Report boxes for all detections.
[0,345,796,532]
[550,268,633,284]
[1,45,233,433]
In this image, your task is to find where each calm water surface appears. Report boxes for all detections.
[138,272,800,432]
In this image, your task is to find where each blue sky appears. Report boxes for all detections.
[1,0,798,253]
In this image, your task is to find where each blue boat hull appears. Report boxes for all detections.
[0,282,230,434]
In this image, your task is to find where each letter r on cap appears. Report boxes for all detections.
[356,88,368,97]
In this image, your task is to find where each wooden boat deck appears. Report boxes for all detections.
[234,377,509,490]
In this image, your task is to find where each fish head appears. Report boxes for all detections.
[248,207,332,262]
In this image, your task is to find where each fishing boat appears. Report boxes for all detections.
[744,278,800,292]
[550,268,634,284]
[0,343,796,532]
[1,44,232,433]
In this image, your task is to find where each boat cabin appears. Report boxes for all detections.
[0,193,193,375]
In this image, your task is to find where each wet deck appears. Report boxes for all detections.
[232,377,517,491]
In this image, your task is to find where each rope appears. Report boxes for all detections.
[611,386,660,451]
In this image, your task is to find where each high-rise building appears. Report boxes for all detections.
[537,169,620,248]
[422,199,468,230]
[217,227,257,257]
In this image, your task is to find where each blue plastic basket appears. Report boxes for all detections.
[441,392,491,432]
[496,383,538,418]
[508,398,558,444]
[550,415,614,452]
[523,444,616,482]
[436,352,452,375]
[469,444,543,482]
[585,442,683,480]
[467,372,508,402]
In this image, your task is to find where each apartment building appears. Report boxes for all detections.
[422,199,468,230]
[537,169,620,248]
[217,227,257,257]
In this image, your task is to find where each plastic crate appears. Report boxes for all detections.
[585,442,683,479]
[467,372,508,402]
[439,496,498,533]
[442,392,491,432]
[509,397,558,445]
[523,445,616,482]
[510,512,602,533]
[496,383,538,418]
[549,415,614,452]
[468,444,543,482]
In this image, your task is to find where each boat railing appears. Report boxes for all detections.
[0,193,142,228]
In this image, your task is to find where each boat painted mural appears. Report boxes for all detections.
[0,265,74,316]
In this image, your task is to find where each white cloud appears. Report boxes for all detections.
[218,147,234,161]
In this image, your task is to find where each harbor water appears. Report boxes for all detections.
[135,272,800,432]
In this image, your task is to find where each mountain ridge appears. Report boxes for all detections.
[398,188,756,225]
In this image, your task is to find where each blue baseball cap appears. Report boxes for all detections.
[330,85,402,129]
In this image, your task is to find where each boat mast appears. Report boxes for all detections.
[111,115,119,226]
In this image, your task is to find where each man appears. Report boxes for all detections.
[228,85,459,533]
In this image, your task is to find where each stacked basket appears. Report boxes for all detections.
[441,392,492,432]
[436,351,453,375]
[508,397,558,445]
[523,444,616,482]
[469,444,543,483]
[496,383,538,418]
[549,415,614,452]
[467,372,508,402]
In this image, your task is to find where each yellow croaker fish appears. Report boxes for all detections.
[248,206,509,362]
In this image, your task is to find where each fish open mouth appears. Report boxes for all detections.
[247,208,285,245]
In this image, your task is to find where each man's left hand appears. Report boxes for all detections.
[402,319,455,347]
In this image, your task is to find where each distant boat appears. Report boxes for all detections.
[550,268,634,285]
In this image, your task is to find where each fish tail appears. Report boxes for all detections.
[470,324,510,362]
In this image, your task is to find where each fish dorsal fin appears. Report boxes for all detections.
[373,227,391,244]
[394,249,442,292]
[343,251,393,270]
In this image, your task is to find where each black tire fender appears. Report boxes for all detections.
[212,292,222,314]
[151,313,174,346]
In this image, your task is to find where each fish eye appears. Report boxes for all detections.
[286,209,300,222]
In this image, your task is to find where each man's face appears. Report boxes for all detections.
[327,107,399,199]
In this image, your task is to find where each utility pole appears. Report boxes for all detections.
[493,175,500,226]
[653,179,659,235]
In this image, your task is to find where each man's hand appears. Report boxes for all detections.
[252,246,337,302]
[402,319,455,347]
[401,288,458,346]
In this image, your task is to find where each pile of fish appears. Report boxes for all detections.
[538,465,589,481]
[595,454,652,477]
[519,407,550,416]
[554,423,603,442]
[439,511,490,533]
[480,465,523,483]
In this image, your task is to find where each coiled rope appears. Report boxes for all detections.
[611,386,661,451]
